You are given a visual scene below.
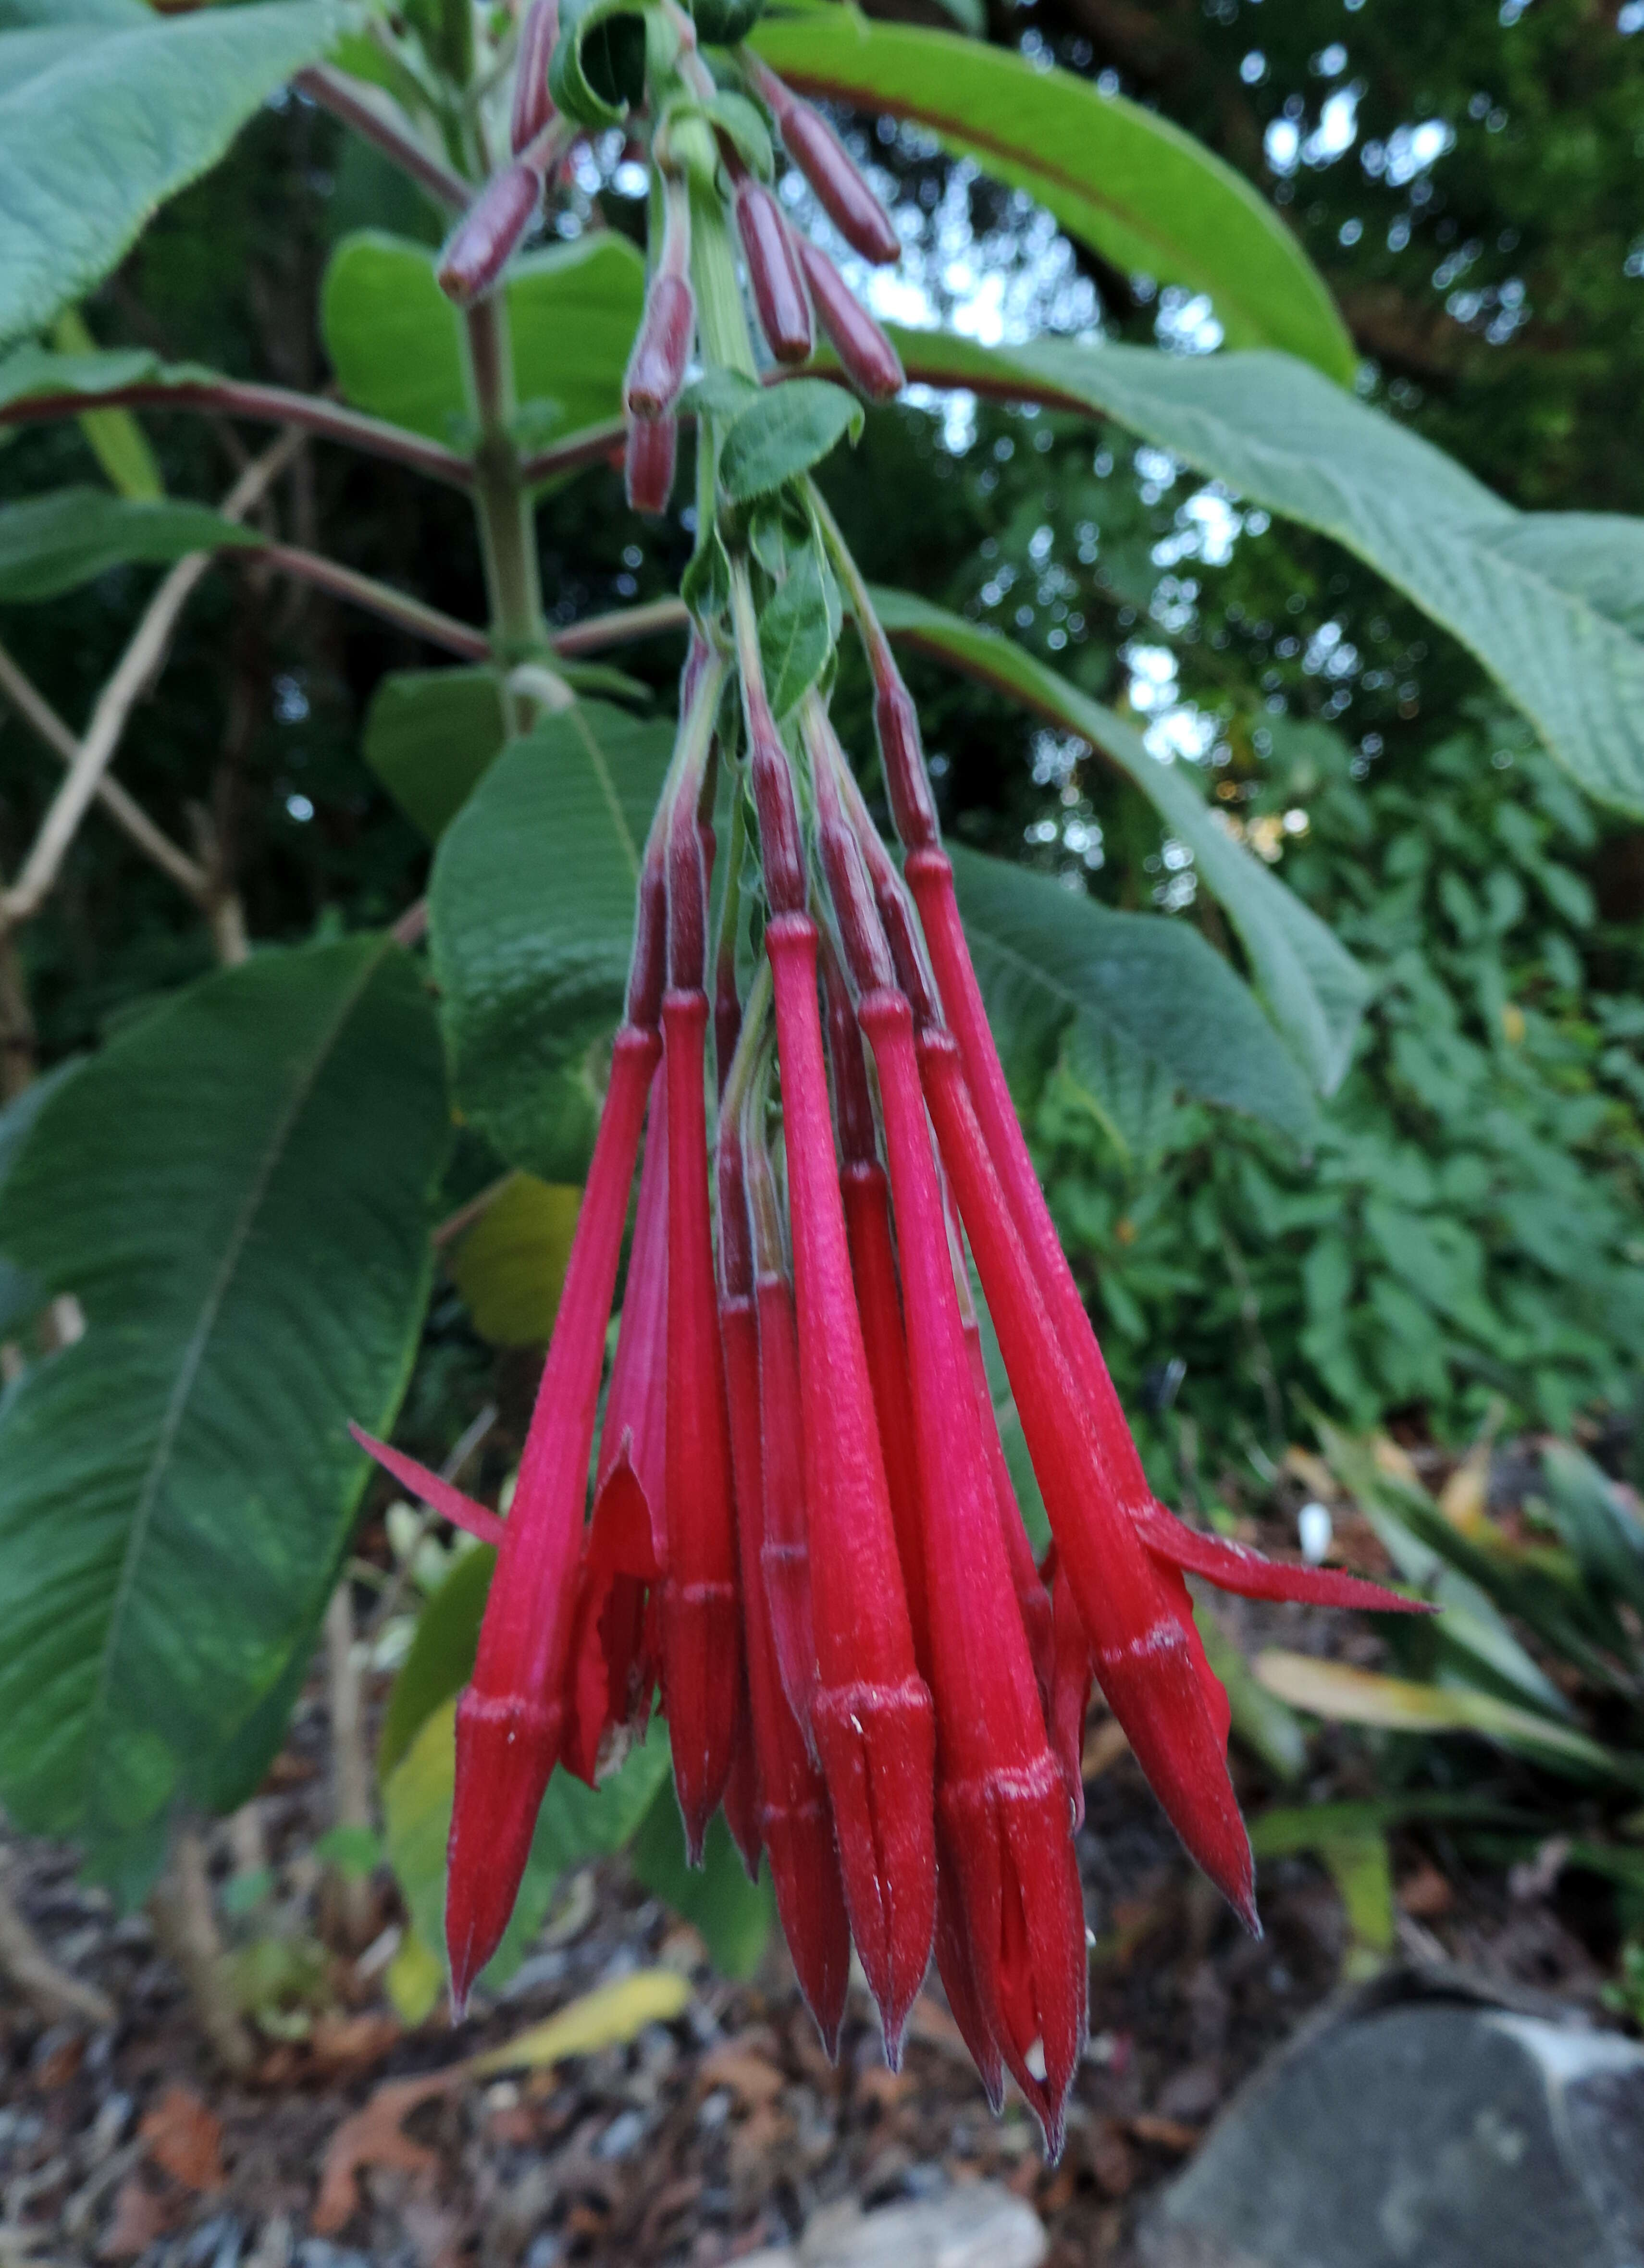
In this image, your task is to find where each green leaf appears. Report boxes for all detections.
[321,230,645,452]
[0,937,450,1890]
[0,1060,79,1341]
[883,332,1644,819]
[757,534,839,721]
[873,586,1369,1094]
[1480,515,1644,641]
[1253,1651,1635,1784]
[948,844,1317,1147]
[378,1543,496,1783]
[548,0,655,127]
[0,0,346,348]
[1538,1442,1644,1621]
[449,1174,582,1347]
[0,487,258,602]
[750,11,1353,379]
[703,87,773,177]
[630,1778,775,1978]
[53,310,163,501]
[717,379,864,503]
[362,666,509,842]
[429,702,673,1181]
[1195,1602,1306,1783]
[0,340,222,418]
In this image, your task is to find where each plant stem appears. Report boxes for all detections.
[322,1585,376,1951]
[551,596,691,655]
[148,1826,255,2075]
[252,543,490,659]
[296,64,470,211]
[690,190,758,379]
[464,296,546,707]
[517,414,627,488]
[0,382,473,488]
[0,1855,114,2030]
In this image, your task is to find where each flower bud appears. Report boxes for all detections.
[625,272,696,419]
[734,177,814,364]
[625,411,677,516]
[437,160,542,305]
[780,101,901,266]
[510,0,558,154]
[795,238,903,402]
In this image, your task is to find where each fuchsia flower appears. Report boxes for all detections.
[359,17,1431,2150]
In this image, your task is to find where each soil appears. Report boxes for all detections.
[0,1513,1621,2268]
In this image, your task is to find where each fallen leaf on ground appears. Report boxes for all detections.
[697,2041,785,2107]
[309,2010,403,2071]
[312,2071,457,2234]
[465,1968,691,2076]
[138,2083,224,2193]
[99,2177,176,2259]
[1127,2113,1201,2153]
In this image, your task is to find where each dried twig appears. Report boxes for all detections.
[0,430,303,928]
[0,1854,115,2029]
[147,1826,255,2076]
[322,1588,376,1950]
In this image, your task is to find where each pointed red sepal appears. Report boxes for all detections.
[348,1423,506,1546]
[722,1704,763,1881]
[722,1292,852,2056]
[933,1851,1005,2115]
[562,1454,661,1787]
[447,1686,560,2017]
[1135,1500,1434,1615]
[840,1160,930,1672]
[939,1757,1088,2158]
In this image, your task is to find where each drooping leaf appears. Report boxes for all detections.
[0,0,346,347]
[757,533,839,721]
[1537,1442,1644,1621]
[449,1174,582,1347]
[717,379,864,503]
[362,666,510,841]
[751,10,1353,378]
[883,332,1644,818]
[949,842,1318,1148]
[1252,1652,1631,1783]
[0,487,258,602]
[321,229,645,452]
[467,1971,693,2073]
[629,1779,775,1978]
[52,310,163,500]
[873,586,1368,1094]
[429,702,672,1181]
[0,938,450,1893]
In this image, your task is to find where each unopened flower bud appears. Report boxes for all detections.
[625,272,696,419]
[510,0,559,154]
[625,411,678,516]
[734,177,814,364]
[437,161,542,305]
[780,101,901,266]
[796,239,903,402]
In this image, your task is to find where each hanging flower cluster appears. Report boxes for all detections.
[356,0,1426,2155]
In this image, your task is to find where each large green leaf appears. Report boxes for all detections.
[0,938,449,1894]
[0,1060,79,1340]
[0,487,258,602]
[0,0,345,348]
[750,10,1353,380]
[884,331,1644,818]
[321,229,645,451]
[871,585,1368,1094]
[948,842,1317,1151]
[429,701,673,1180]
[717,378,864,503]
[362,666,510,841]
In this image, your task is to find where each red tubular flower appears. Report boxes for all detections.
[625,175,694,419]
[661,724,742,1864]
[731,171,814,365]
[919,1019,1259,1925]
[625,411,677,516]
[510,0,558,153]
[717,1079,853,2052]
[437,160,542,305]
[562,1075,668,1785]
[814,741,1085,2151]
[794,238,904,402]
[732,573,935,2057]
[745,58,901,266]
[442,1013,659,2010]
[1042,1541,1094,1828]
[722,1703,763,1878]
[753,1264,820,1743]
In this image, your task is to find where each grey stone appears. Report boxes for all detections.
[1141,1984,1644,2268]
[796,2182,1049,2268]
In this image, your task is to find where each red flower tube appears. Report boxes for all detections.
[744,58,901,266]
[661,687,742,1862]
[625,412,677,516]
[794,238,903,401]
[437,160,542,305]
[731,169,814,365]
[510,0,558,154]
